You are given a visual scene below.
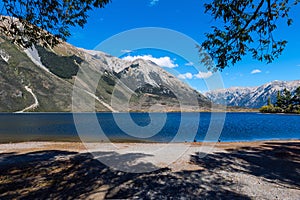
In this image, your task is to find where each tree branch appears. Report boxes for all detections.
[267,0,272,20]
[229,0,265,44]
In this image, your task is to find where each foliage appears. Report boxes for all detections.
[1,0,300,70]
[0,0,111,48]
[282,88,292,110]
[267,97,272,106]
[35,45,83,79]
[292,86,300,105]
[260,86,300,114]
[259,105,283,113]
[276,91,283,108]
[202,0,300,71]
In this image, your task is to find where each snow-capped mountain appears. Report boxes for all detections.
[205,80,300,108]
[0,36,210,112]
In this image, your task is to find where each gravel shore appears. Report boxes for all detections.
[0,141,299,199]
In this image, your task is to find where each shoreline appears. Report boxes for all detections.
[1,139,299,152]
[0,110,258,114]
[0,138,299,144]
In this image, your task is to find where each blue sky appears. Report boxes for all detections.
[68,0,300,91]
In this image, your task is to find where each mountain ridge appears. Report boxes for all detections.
[0,36,211,112]
[205,80,300,108]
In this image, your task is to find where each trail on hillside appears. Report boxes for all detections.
[15,86,39,113]
[84,90,117,112]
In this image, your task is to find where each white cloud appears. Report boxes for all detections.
[149,0,159,6]
[122,55,178,68]
[185,62,194,66]
[178,71,213,80]
[121,49,133,54]
[194,71,213,79]
[251,69,262,74]
[178,72,193,80]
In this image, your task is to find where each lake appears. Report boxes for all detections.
[0,112,299,143]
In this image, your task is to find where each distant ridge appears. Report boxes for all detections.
[205,80,300,108]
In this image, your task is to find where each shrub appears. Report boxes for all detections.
[259,105,283,113]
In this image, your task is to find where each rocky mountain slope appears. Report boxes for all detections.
[0,36,211,112]
[205,80,300,108]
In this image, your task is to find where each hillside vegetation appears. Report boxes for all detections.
[260,87,300,114]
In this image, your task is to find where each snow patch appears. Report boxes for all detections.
[0,49,10,63]
[24,46,51,73]
[205,80,300,108]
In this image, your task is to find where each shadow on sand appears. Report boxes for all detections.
[0,142,299,199]
[191,142,300,188]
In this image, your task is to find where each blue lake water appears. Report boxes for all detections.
[0,112,299,143]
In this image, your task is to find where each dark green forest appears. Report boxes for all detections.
[260,87,300,114]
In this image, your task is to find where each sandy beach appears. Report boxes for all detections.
[0,141,299,199]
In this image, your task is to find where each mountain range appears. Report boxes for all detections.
[2,32,298,112]
[205,80,300,108]
[0,36,211,112]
